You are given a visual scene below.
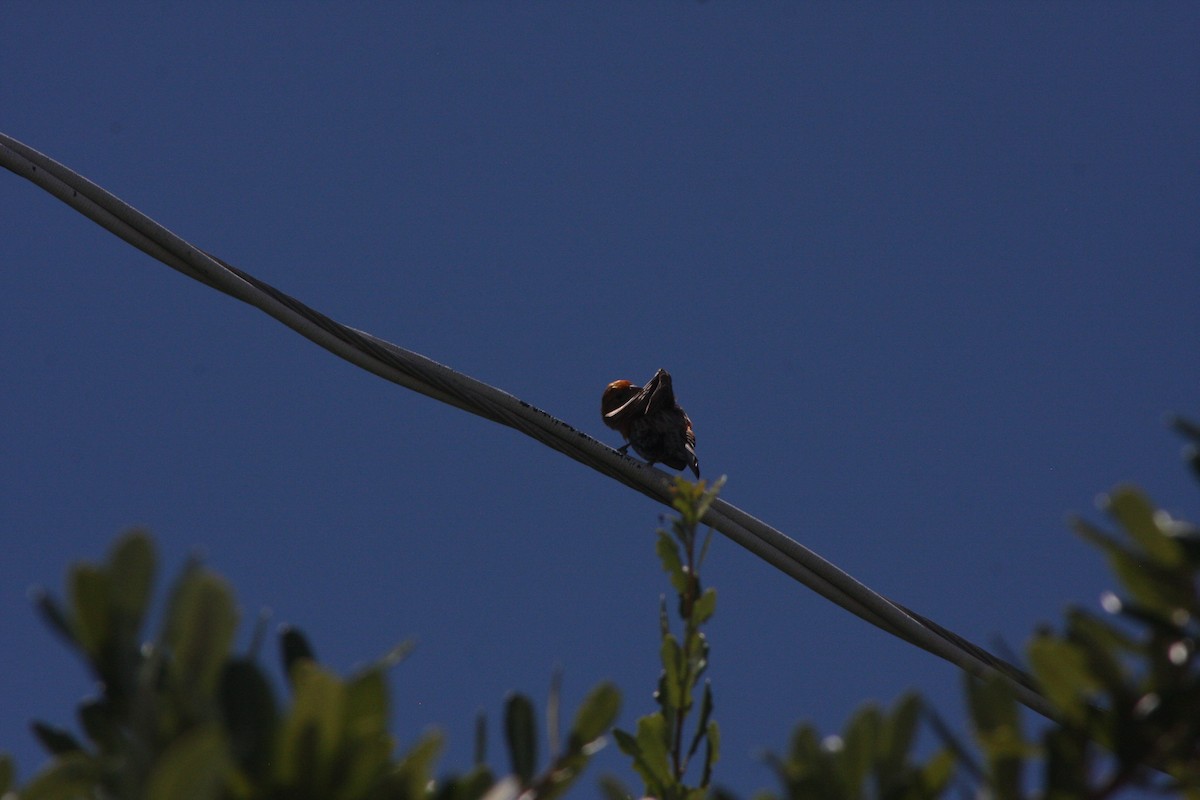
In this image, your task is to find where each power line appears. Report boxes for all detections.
[0,131,1054,721]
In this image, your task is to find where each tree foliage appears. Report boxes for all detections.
[753,417,1200,800]
[7,532,618,800]
[4,419,1200,798]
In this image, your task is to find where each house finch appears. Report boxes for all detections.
[601,368,700,478]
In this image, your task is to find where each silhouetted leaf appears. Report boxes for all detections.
[702,720,720,787]
[879,692,921,777]
[1044,726,1089,799]
[31,588,75,646]
[68,565,109,660]
[965,674,1025,800]
[219,658,278,778]
[280,625,316,680]
[78,698,117,751]
[504,693,537,786]
[31,721,82,756]
[1066,607,1139,654]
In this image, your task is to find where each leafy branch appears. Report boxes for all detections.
[611,477,724,800]
[6,532,619,800]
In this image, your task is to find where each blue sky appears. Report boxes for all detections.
[2,4,1198,794]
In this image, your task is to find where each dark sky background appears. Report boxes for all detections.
[2,4,1198,795]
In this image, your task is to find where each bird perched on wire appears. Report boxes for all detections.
[601,368,700,478]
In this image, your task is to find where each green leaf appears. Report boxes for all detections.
[18,752,104,800]
[966,673,1020,740]
[569,682,621,751]
[1044,727,1088,800]
[0,753,12,794]
[923,705,983,782]
[1074,519,1187,617]
[659,634,684,710]
[670,477,703,524]
[391,731,444,799]
[1065,607,1138,654]
[786,723,822,764]
[1028,636,1103,723]
[702,719,720,786]
[539,708,614,800]
[163,570,238,696]
[345,668,389,741]
[276,661,344,787]
[634,714,672,784]
[597,774,635,800]
[694,477,726,521]
[340,728,393,798]
[615,715,672,797]
[1107,487,1183,568]
[686,682,715,762]
[504,693,538,786]
[837,703,879,794]
[965,674,1025,800]
[1068,619,1133,695]
[878,692,921,776]
[107,530,155,626]
[919,749,957,797]
[697,527,715,571]
[145,724,230,800]
[656,532,687,594]
[693,587,717,624]
[337,668,396,797]
[69,564,110,659]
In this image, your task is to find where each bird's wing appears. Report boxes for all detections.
[604,384,653,422]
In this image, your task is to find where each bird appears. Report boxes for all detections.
[601,368,700,478]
